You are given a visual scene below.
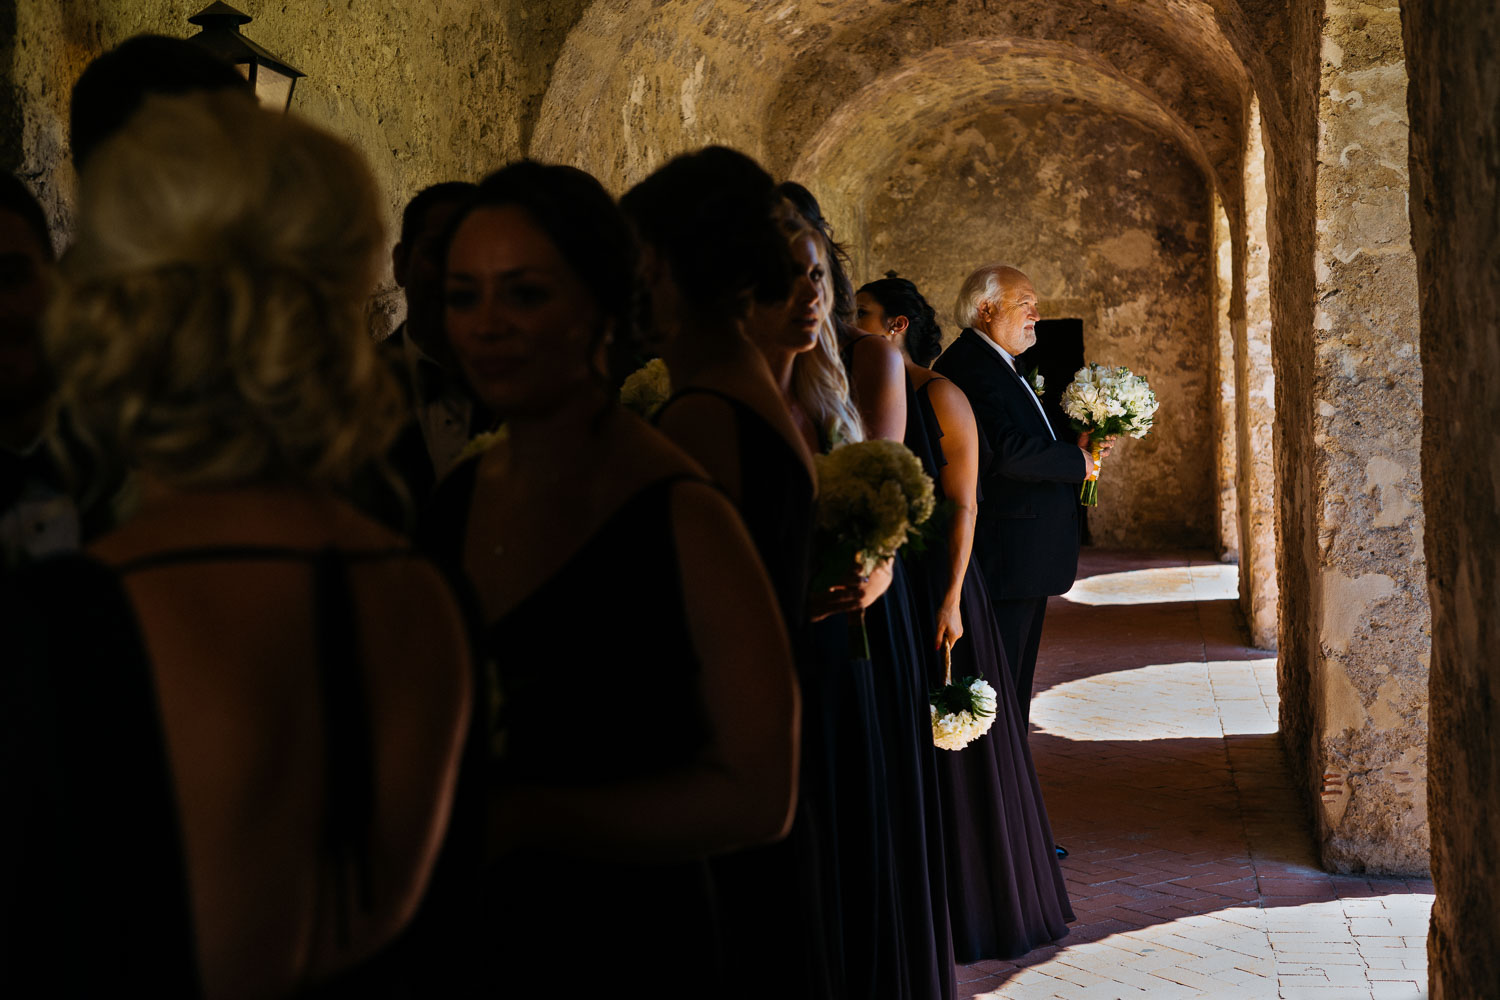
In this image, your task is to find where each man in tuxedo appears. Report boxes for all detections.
[351,181,481,532]
[933,264,1109,725]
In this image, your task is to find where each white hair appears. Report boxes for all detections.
[953,263,1014,330]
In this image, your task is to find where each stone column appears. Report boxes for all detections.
[1239,99,1279,650]
[1301,0,1430,873]
[1212,196,1240,564]
[1402,0,1500,993]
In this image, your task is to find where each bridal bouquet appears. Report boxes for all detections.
[620,358,671,417]
[930,646,998,751]
[1059,363,1159,507]
[813,439,936,659]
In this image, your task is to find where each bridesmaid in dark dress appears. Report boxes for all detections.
[781,185,957,1000]
[855,276,1074,962]
[422,161,800,996]
[4,92,474,996]
[744,197,948,1000]
[620,148,837,1000]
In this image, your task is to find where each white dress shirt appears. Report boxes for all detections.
[400,327,476,478]
[974,331,1056,440]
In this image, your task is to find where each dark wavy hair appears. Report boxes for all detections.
[69,34,251,170]
[442,161,638,364]
[620,146,794,327]
[778,181,856,325]
[858,274,944,366]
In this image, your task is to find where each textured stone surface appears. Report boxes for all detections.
[1262,0,1325,871]
[858,106,1215,551]
[1212,197,1240,564]
[1239,99,1279,650]
[1307,0,1429,875]
[1402,0,1500,994]
[6,0,539,329]
[530,1,1250,206]
[1267,0,1430,876]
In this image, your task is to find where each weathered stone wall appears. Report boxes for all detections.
[1212,197,1240,564]
[860,106,1215,552]
[1263,0,1325,869]
[5,0,543,328]
[1308,0,1429,875]
[1268,0,1430,874]
[1239,99,1279,649]
[1402,0,1500,993]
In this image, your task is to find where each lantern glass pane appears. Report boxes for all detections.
[254,65,295,112]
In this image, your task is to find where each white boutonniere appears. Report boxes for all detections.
[1023,367,1046,399]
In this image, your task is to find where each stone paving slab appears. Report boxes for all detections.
[959,551,1434,999]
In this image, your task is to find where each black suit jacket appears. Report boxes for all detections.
[932,328,1086,599]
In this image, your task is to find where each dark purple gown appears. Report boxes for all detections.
[654,387,837,1000]
[901,373,1074,963]
[838,335,957,1000]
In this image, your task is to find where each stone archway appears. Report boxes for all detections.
[5,0,1474,982]
[530,0,1434,879]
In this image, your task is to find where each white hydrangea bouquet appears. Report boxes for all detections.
[620,358,671,417]
[930,645,998,751]
[813,439,936,659]
[1059,363,1159,507]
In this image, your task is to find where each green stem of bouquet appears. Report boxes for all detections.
[848,608,871,661]
[1079,438,1103,507]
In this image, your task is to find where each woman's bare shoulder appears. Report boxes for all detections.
[924,376,978,430]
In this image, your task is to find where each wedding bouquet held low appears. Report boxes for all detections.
[1060,363,1159,507]
[812,439,936,659]
[929,643,998,751]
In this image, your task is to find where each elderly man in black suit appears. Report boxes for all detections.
[932,264,1111,726]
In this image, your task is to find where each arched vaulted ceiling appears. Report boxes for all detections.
[531,0,1265,236]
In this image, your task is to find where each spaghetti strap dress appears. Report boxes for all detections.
[655,387,837,1000]
[422,465,724,996]
[828,334,957,1000]
[901,373,1074,961]
[0,543,448,997]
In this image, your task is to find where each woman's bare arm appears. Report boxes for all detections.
[926,379,982,651]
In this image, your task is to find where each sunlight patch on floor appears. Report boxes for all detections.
[1032,658,1279,741]
[1061,563,1240,605]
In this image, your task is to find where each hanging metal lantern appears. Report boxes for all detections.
[187,2,304,112]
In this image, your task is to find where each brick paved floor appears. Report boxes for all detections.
[957,550,1433,1000]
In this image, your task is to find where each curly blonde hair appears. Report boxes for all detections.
[47,91,402,490]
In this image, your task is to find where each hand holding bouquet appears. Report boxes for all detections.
[1059,363,1158,506]
[812,439,936,658]
[930,644,998,751]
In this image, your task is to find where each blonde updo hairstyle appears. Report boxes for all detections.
[48,90,402,490]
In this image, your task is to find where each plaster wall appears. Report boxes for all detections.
[860,106,1215,552]
[1402,0,1500,992]
[4,0,550,331]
